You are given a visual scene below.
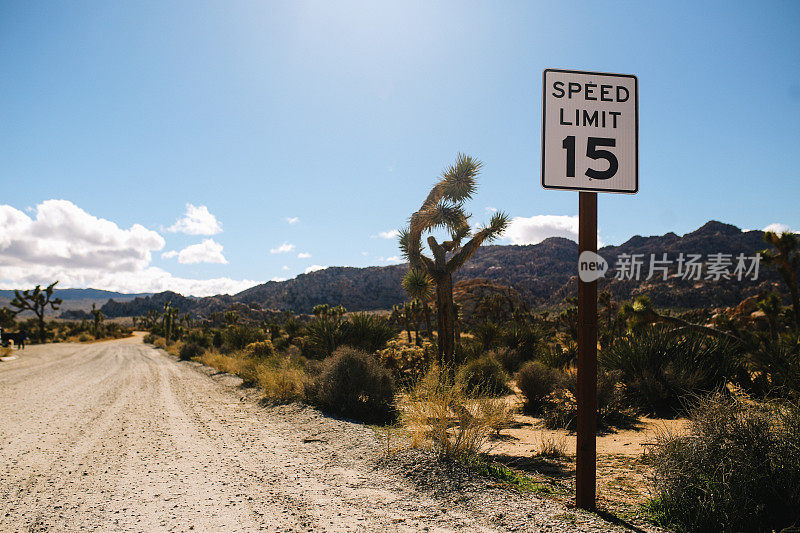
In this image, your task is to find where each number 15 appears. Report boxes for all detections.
[562,136,618,180]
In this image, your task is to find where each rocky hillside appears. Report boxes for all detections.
[100,221,787,317]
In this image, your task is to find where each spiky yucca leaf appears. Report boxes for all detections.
[415,202,467,234]
[485,211,510,241]
[402,268,435,301]
[440,153,480,203]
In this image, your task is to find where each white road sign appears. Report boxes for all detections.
[542,69,638,194]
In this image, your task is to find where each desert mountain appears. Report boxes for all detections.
[97,221,785,318]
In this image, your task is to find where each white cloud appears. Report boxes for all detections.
[297,252,311,259]
[376,229,400,239]
[284,217,300,225]
[361,251,369,256]
[270,242,295,254]
[168,204,222,235]
[161,250,178,259]
[0,200,258,297]
[503,214,604,246]
[763,223,794,233]
[282,265,290,271]
[485,206,498,213]
[385,256,402,263]
[270,277,287,282]
[305,264,326,274]
[177,239,228,264]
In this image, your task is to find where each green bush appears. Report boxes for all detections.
[456,353,510,396]
[516,361,562,414]
[302,316,342,359]
[645,393,800,532]
[338,313,397,353]
[311,347,396,423]
[183,328,210,349]
[600,326,740,416]
[179,342,204,360]
[222,324,266,351]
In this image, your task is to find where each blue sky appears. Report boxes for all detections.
[1,1,799,295]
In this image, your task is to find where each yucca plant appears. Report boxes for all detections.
[399,153,509,365]
[762,230,800,331]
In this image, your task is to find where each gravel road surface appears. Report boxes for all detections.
[0,335,633,532]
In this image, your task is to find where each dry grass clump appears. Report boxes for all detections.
[645,392,800,532]
[399,366,517,459]
[536,433,568,459]
[256,357,307,403]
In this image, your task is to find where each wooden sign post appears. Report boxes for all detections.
[541,68,638,510]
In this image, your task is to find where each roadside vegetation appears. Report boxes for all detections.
[135,161,800,533]
[1,282,132,346]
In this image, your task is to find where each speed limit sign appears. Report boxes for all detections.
[541,69,638,194]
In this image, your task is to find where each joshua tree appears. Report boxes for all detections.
[761,231,800,331]
[162,301,178,345]
[399,153,509,365]
[0,307,17,330]
[10,281,62,343]
[90,303,104,338]
[402,268,435,341]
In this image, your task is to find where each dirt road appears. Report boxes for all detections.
[0,336,628,532]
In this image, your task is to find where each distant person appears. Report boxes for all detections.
[18,328,27,350]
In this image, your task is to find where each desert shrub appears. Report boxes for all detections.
[400,365,515,459]
[312,347,396,423]
[500,321,540,357]
[212,330,223,349]
[375,338,432,383]
[492,347,522,373]
[645,393,800,533]
[143,333,157,344]
[257,357,307,402]
[601,326,740,416]
[540,368,637,430]
[78,333,91,342]
[744,333,800,399]
[455,353,510,396]
[222,324,266,351]
[179,342,204,360]
[183,328,210,349]
[472,320,501,350]
[338,313,397,353]
[516,361,562,414]
[154,338,167,350]
[454,339,483,366]
[301,317,342,359]
[244,340,276,358]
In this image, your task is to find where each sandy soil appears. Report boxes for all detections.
[0,335,647,532]
[484,398,689,516]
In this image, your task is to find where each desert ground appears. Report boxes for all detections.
[0,334,657,532]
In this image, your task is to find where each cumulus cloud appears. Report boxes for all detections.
[161,250,178,259]
[376,229,400,239]
[305,264,326,274]
[270,242,295,254]
[168,204,222,235]
[763,223,795,233]
[384,256,402,263]
[503,215,580,245]
[0,200,258,297]
[177,239,228,264]
[297,252,311,259]
[284,217,300,225]
[270,277,287,282]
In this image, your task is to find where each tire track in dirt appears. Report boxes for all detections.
[0,335,632,532]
